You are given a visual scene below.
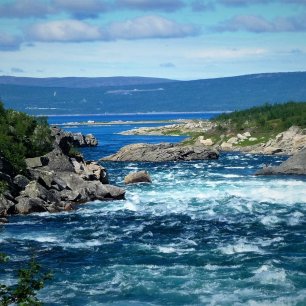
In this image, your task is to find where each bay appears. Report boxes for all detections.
[1,113,306,305]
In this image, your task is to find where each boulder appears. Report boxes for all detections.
[15,197,47,214]
[21,181,60,204]
[102,143,219,162]
[25,156,49,168]
[124,171,152,185]
[85,134,98,146]
[220,142,233,150]
[256,147,306,176]
[44,149,75,172]
[0,195,15,217]
[103,185,126,200]
[227,137,238,144]
[13,175,30,190]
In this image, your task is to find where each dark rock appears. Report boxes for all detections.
[103,185,126,200]
[256,147,306,176]
[44,149,75,172]
[21,181,60,204]
[14,175,30,190]
[0,217,8,224]
[102,143,219,162]
[15,197,47,214]
[124,171,152,185]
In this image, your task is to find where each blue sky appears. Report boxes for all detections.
[0,0,305,80]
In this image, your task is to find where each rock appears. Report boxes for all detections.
[197,136,214,146]
[15,197,47,214]
[256,147,306,176]
[227,137,238,144]
[249,137,258,142]
[85,134,98,146]
[25,156,49,168]
[237,133,247,141]
[103,185,126,200]
[243,132,251,138]
[102,143,219,162]
[44,149,75,172]
[124,171,152,185]
[220,142,233,150]
[263,147,283,155]
[0,195,15,217]
[13,175,30,190]
[21,181,60,204]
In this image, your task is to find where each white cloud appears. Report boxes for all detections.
[27,20,102,42]
[26,16,200,42]
[214,14,306,32]
[105,15,200,40]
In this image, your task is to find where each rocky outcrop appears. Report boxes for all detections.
[124,171,152,184]
[102,143,219,162]
[256,147,306,176]
[51,127,98,152]
[0,130,124,221]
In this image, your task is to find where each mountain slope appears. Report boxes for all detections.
[0,76,175,88]
[0,72,305,115]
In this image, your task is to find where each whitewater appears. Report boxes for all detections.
[1,113,306,305]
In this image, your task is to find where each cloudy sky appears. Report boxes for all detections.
[0,0,305,80]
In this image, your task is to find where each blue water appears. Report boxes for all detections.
[1,114,306,305]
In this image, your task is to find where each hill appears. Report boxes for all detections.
[0,72,306,115]
[0,76,175,88]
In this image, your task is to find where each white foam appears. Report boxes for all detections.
[220,242,263,255]
[252,265,287,285]
[260,215,281,226]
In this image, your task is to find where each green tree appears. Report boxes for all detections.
[0,254,52,306]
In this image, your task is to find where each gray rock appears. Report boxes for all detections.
[103,185,126,200]
[13,175,30,190]
[0,195,15,217]
[124,171,152,185]
[256,147,306,175]
[25,156,49,168]
[44,149,75,172]
[22,181,60,204]
[102,143,219,162]
[15,197,47,214]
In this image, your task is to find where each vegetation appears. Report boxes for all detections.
[214,102,306,133]
[0,253,52,306]
[0,101,53,173]
[177,102,306,146]
[0,181,8,195]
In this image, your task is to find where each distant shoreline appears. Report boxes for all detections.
[43,111,231,117]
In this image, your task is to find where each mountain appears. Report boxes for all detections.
[0,76,175,88]
[0,72,305,115]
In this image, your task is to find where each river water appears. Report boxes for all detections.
[1,113,306,305]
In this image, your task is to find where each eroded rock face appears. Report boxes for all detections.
[256,147,306,176]
[102,143,219,162]
[124,171,152,185]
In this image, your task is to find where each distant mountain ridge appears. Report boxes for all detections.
[0,76,176,88]
[0,72,305,115]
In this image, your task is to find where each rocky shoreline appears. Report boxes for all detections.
[0,127,125,224]
[102,143,219,162]
[120,121,306,156]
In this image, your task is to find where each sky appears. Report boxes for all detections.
[0,0,305,80]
